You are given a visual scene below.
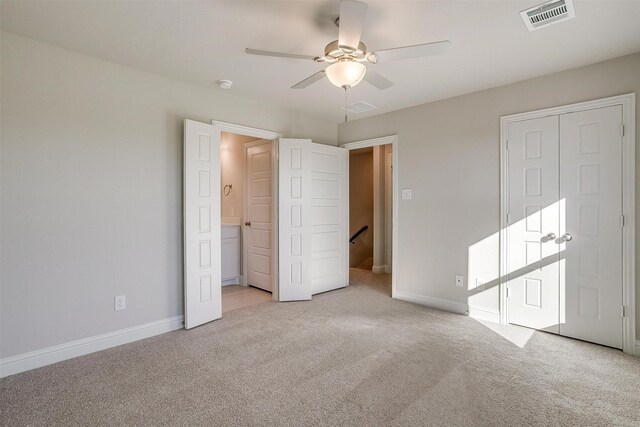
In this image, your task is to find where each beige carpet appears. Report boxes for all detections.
[1,269,639,426]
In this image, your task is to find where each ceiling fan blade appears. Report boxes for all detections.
[338,0,368,51]
[373,40,451,63]
[245,48,317,61]
[291,70,326,89]
[363,69,394,90]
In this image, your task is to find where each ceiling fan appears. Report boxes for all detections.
[245,0,451,91]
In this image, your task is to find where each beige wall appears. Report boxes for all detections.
[349,150,374,268]
[339,52,640,335]
[220,133,262,222]
[0,33,337,358]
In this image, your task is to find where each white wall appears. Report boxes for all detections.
[339,52,640,332]
[0,33,337,358]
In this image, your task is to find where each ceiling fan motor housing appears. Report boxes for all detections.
[316,40,368,63]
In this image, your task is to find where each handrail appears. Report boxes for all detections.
[349,225,368,244]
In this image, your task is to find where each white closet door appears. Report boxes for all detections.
[184,120,222,329]
[559,105,623,348]
[507,116,561,333]
[278,139,312,301]
[246,142,273,291]
[310,144,349,295]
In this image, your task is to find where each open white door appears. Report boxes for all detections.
[310,143,349,294]
[246,141,274,292]
[278,139,312,301]
[184,120,222,328]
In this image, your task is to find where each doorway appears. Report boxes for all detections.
[219,132,276,313]
[343,136,398,298]
[500,94,636,353]
[184,123,351,327]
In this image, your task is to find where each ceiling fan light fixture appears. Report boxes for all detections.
[325,60,366,89]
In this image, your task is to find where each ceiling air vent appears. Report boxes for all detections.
[520,0,575,31]
[341,101,377,114]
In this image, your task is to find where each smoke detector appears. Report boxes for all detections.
[521,0,575,32]
[217,80,233,89]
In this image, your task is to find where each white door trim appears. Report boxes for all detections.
[212,120,281,300]
[341,135,399,298]
[499,93,636,355]
[211,120,283,140]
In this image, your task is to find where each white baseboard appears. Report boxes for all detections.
[468,305,500,323]
[372,265,387,274]
[222,277,241,286]
[394,290,468,315]
[0,315,184,378]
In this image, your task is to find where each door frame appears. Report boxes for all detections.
[499,93,636,355]
[212,120,282,300]
[243,139,276,294]
[341,135,399,298]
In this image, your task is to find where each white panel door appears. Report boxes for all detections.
[507,116,561,333]
[246,142,273,291]
[184,120,222,329]
[278,139,312,301]
[310,143,349,295]
[559,105,623,348]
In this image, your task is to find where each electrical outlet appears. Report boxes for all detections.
[455,275,464,288]
[114,295,126,311]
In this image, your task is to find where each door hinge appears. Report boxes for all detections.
[621,123,625,137]
[506,286,511,298]
[621,305,626,318]
[506,139,510,151]
[506,213,512,224]
[621,215,625,227]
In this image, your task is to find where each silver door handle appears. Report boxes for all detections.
[244,221,251,227]
[541,232,556,242]
[558,233,572,242]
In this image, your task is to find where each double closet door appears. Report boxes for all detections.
[506,105,623,349]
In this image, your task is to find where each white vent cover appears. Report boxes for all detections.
[521,0,575,31]
[341,101,377,114]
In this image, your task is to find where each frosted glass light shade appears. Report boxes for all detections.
[325,61,366,89]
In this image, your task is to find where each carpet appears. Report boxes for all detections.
[1,269,639,426]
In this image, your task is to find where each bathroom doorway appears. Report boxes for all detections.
[220,132,276,313]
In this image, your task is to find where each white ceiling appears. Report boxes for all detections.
[3,1,640,123]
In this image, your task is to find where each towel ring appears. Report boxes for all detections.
[223,184,232,196]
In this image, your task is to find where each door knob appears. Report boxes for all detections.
[541,232,556,242]
[558,233,572,242]
[244,221,251,227]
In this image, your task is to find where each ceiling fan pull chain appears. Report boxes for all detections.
[344,87,348,123]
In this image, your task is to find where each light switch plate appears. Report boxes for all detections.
[401,189,412,200]
[455,275,464,288]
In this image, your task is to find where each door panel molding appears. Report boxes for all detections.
[245,141,274,292]
[500,93,636,355]
[278,139,313,301]
[184,120,222,329]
